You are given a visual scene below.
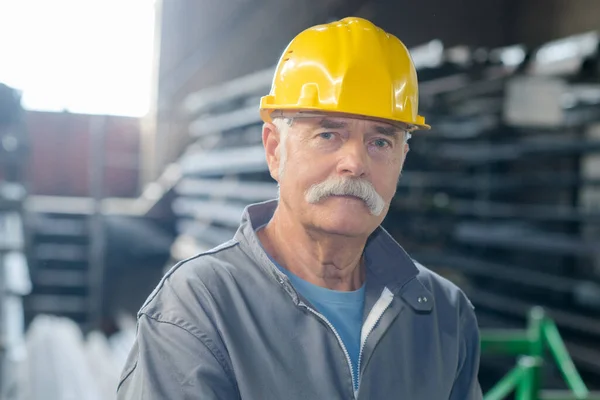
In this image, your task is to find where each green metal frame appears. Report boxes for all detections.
[481,307,600,400]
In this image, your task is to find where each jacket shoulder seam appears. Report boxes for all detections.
[139,240,239,313]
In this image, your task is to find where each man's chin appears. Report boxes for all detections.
[308,200,377,235]
[313,220,371,237]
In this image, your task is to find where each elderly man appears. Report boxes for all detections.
[117,17,482,400]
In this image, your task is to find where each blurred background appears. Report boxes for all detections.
[1,0,600,398]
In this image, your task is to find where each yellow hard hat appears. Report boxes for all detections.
[260,17,429,131]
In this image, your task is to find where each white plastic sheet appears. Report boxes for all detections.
[16,315,136,400]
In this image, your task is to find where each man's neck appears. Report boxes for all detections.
[258,205,367,292]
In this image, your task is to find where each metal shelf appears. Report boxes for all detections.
[172,199,246,228]
[180,145,267,177]
[399,171,600,192]
[33,270,88,288]
[176,221,236,248]
[453,222,599,257]
[31,215,89,238]
[399,198,600,223]
[416,138,600,165]
[33,243,89,263]
[175,178,278,202]
[26,294,88,315]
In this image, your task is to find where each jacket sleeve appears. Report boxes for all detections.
[449,303,483,400]
[117,313,240,400]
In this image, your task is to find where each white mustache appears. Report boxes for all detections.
[305,177,387,216]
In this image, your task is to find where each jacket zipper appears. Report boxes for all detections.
[299,302,358,400]
[356,287,395,394]
[276,271,393,399]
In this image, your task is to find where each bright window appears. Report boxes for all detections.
[0,0,156,117]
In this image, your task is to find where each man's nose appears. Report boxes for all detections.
[336,141,368,178]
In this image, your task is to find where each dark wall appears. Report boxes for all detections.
[361,0,517,48]
[514,0,600,46]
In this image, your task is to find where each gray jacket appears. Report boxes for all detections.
[117,200,483,399]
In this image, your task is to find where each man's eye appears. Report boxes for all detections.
[373,138,391,148]
[319,132,334,140]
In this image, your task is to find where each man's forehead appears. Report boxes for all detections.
[316,116,403,136]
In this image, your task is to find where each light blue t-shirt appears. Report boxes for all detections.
[266,253,365,390]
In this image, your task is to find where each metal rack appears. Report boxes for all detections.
[22,116,110,332]
[395,33,600,391]
[25,212,94,324]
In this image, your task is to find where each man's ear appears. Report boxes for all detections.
[397,141,410,176]
[262,122,282,181]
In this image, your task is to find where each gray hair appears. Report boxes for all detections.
[271,117,291,179]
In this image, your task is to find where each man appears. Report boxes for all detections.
[117,17,482,399]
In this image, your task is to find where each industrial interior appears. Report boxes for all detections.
[2,0,600,398]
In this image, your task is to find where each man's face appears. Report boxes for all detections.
[263,114,410,238]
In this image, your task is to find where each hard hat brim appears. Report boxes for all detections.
[260,108,431,132]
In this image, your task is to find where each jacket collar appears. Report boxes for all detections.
[234,199,432,312]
